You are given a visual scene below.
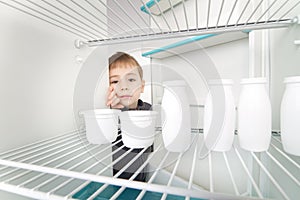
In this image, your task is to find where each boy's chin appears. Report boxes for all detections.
[120,100,132,107]
[120,99,136,108]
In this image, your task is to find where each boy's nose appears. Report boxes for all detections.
[121,86,128,91]
[119,80,129,91]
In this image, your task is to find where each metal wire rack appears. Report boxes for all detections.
[0,0,299,46]
[0,129,299,200]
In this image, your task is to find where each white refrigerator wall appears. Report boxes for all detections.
[270,25,300,131]
[152,38,249,129]
[0,4,97,152]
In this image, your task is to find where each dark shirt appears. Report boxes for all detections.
[112,99,153,182]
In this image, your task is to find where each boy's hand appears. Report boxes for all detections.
[106,86,124,109]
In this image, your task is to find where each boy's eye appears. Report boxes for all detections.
[128,78,136,82]
[110,80,118,84]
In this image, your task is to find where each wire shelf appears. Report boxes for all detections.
[0,0,299,46]
[0,129,299,200]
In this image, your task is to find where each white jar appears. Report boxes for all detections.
[281,76,300,156]
[238,78,272,152]
[119,111,157,148]
[204,79,236,152]
[161,80,191,152]
[80,109,121,144]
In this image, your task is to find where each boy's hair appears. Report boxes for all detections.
[109,52,143,79]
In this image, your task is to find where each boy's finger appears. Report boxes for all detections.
[114,104,124,109]
[111,97,120,107]
[107,86,113,95]
[109,85,114,93]
[106,100,112,106]
[108,89,116,100]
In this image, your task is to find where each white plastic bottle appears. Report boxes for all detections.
[281,76,300,156]
[161,80,191,152]
[238,78,271,152]
[204,79,236,152]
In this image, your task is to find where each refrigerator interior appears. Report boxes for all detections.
[0,0,300,199]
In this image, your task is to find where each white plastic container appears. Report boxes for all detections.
[281,76,300,156]
[238,78,272,152]
[161,80,191,152]
[204,79,236,152]
[119,111,157,148]
[80,109,121,144]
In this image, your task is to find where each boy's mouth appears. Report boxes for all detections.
[119,95,132,99]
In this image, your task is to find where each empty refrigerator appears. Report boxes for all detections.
[1,0,300,199]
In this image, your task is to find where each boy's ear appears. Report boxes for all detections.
[141,80,145,93]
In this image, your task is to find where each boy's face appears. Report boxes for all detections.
[109,66,145,109]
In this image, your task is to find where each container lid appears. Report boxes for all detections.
[119,110,157,117]
[208,79,234,85]
[240,77,267,84]
[163,80,186,87]
[80,109,121,116]
[284,76,300,84]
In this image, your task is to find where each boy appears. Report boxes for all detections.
[106,52,153,182]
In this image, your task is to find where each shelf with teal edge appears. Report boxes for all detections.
[140,0,183,15]
[142,31,250,59]
[140,0,160,14]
